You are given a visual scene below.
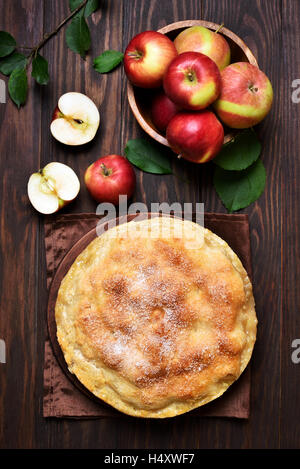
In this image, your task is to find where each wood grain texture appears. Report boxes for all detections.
[0,0,44,449]
[280,0,300,449]
[202,0,282,449]
[0,0,295,449]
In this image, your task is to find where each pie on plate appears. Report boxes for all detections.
[55,216,257,418]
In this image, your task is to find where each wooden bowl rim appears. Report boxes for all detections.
[127,20,259,147]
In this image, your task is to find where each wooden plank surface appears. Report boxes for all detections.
[0,0,44,449]
[0,0,296,449]
[202,0,282,449]
[280,0,300,449]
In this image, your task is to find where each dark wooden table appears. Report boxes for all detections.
[0,0,298,449]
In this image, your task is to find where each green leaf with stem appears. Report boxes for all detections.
[0,31,16,57]
[213,158,266,212]
[214,128,262,171]
[8,68,28,108]
[69,0,99,17]
[65,15,91,57]
[32,53,49,85]
[0,52,27,75]
[93,50,124,73]
[125,139,172,174]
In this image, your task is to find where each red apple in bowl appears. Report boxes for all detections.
[166,111,224,163]
[163,52,221,111]
[150,91,179,133]
[84,155,136,205]
[123,31,177,88]
[174,26,231,71]
[214,62,273,128]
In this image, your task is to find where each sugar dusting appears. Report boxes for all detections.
[80,236,238,388]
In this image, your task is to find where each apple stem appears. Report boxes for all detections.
[127,51,143,60]
[215,23,225,34]
[100,163,111,177]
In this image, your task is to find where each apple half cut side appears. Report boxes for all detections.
[50,92,100,146]
[28,162,80,214]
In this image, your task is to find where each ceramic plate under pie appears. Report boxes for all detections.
[55,216,257,418]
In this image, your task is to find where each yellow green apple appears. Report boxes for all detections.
[163,52,221,111]
[214,62,273,129]
[124,31,177,88]
[174,26,231,71]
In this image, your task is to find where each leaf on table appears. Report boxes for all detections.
[65,16,91,57]
[0,52,27,75]
[8,68,28,108]
[0,31,16,58]
[213,158,266,212]
[125,139,173,174]
[214,128,262,171]
[32,53,49,85]
[83,0,99,17]
[93,50,124,73]
[69,0,84,11]
[69,0,99,17]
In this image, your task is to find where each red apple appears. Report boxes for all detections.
[174,26,231,71]
[163,52,221,111]
[123,31,177,88]
[166,111,224,163]
[214,62,273,128]
[150,91,179,133]
[84,155,136,205]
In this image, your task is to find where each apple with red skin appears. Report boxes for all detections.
[150,91,179,133]
[214,62,273,128]
[174,26,231,71]
[163,52,221,111]
[84,155,136,205]
[124,31,177,88]
[166,111,224,163]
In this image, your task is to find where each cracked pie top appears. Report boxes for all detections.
[55,217,257,418]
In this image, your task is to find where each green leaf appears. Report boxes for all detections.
[125,139,172,174]
[0,31,16,57]
[69,0,83,11]
[214,129,262,171]
[65,16,91,57]
[8,68,27,108]
[213,158,266,212]
[93,50,124,73]
[84,0,99,17]
[31,53,49,85]
[69,0,99,17]
[0,52,27,75]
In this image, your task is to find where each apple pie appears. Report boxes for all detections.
[55,216,257,418]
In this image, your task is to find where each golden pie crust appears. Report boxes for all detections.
[55,216,257,418]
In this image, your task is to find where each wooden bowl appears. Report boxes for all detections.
[127,20,258,146]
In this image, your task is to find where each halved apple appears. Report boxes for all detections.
[27,162,80,214]
[50,92,100,145]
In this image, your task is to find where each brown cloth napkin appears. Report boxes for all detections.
[43,213,253,419]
